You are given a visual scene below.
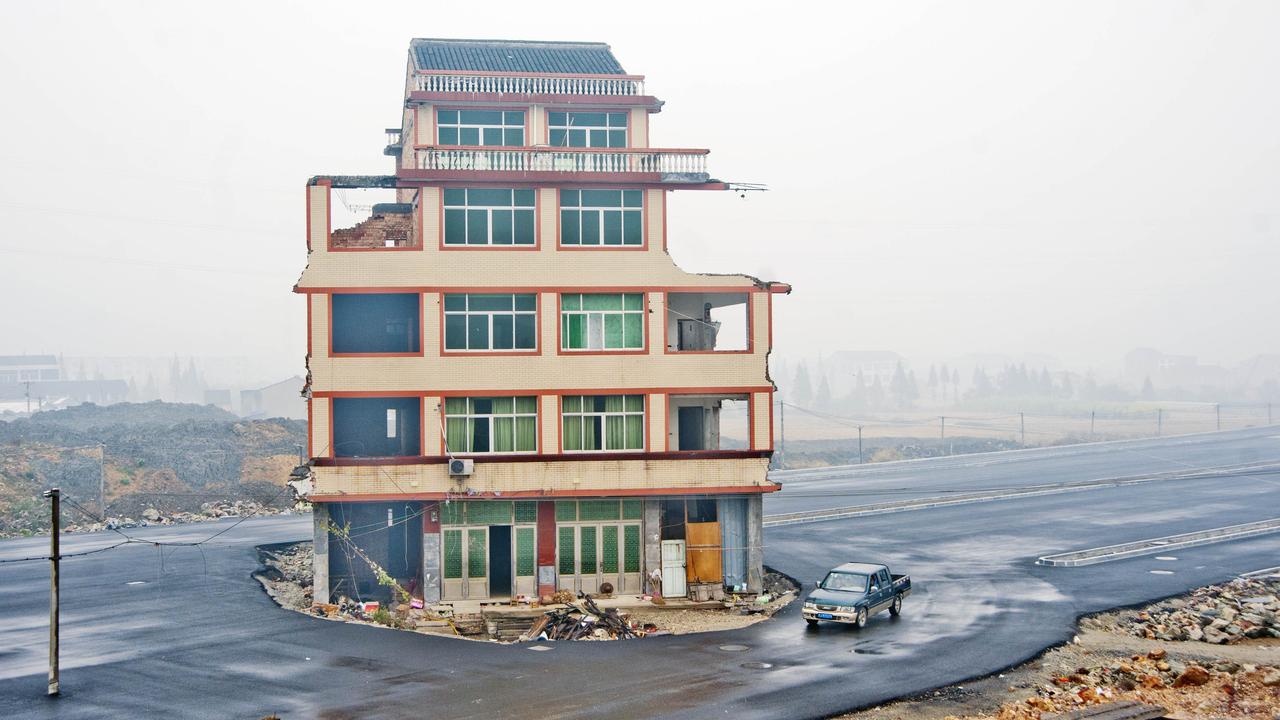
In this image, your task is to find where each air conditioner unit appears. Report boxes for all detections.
[448,458,474,477]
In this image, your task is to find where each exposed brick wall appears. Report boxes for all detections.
[330,212,416,249]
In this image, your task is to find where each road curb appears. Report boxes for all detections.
[1035,518,1280,567]
[762,462,1280,528]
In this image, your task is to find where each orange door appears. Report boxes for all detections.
[685,521,723,584]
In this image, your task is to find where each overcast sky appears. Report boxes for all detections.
[1,0,1276,382]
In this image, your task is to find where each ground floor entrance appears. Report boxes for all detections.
[313,493,765,605]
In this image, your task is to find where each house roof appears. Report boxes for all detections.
[410,38,626,75]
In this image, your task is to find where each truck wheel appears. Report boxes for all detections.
[890,596,902,617]
[854,607,868,629]
[805,619,818,627]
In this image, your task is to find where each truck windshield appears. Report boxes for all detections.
[821,572,869,592]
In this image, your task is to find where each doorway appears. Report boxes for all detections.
[678,406,705,450]
[488,525,512,597]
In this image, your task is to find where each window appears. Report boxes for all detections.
[443,293,537,351]
[444,397,538,454]
[331,293,420,354]
[332,397,421,457]
[549,111,627,148]
[437,109,525,147]
[443,188,536,246]
[560,190,642,246]
[562,395,645,452]
[560,293,645,350]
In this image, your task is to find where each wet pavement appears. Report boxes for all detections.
[1,426,1278,719]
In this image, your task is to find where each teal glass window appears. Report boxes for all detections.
[437,109,525,147]
[549,111,627,148]
[443,293,537,351]
[443,188,536,246]
[560,293,644,350]
[560,189,642,246]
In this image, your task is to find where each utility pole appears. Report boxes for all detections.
[857,425,863,464]
[939,416,946,439]
[98,443,107,516]
[1090,410,1096,437]
[43,488,60,697]
[1215,404,1221,432]
[1020,412,1025,445]
[1269,402,1273,425]
[25,381,31,415]
[1157,408,1163,437]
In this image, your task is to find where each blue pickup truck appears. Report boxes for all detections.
[802,562,911,628]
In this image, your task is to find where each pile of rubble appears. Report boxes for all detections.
[523,596,658,641]
[997,650,1280,720]
[1101,577,1280,644]
[64,500,297,534]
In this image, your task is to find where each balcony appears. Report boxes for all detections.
[384,128,403,157]
[414,70,645,97]
[405,146,711,184]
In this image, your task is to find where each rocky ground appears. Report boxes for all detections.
[840,575,1280,720]
[61,499,301,535]
[254,541,797,642]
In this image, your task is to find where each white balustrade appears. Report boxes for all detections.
[414,148,708,177]
[414,72,645,97]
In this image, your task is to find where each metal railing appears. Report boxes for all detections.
[385,128,402,146]
[413,146,708,176]
[414,71,645,96]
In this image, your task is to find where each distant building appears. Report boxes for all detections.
[826,351,905,395]
[0,354,128,411]
[239,377,306,419]
[203,389,233,411]
[1124,348,1228,393]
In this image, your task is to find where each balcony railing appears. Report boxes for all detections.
[412,146,709,178]
[414,70,645,97]
[386,128,402,146]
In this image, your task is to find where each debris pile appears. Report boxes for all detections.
[64,499,297,534]
[998,650,1280,720]
[1104,577,1280,644]
[524,596,657,641]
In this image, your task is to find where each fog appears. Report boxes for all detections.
[1,0,1277,386]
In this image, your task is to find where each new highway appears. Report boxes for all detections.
[1,426,1278,719]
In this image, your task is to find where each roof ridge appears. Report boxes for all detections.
[411,38,612,48]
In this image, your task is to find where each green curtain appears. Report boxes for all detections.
[494,417,514,452]
[604,395,624,412]
[515,416,537,451]
[562,416,581,451]
[605,415,625,450]
[446,417,468,454]
[583,415,598,450]
[625,416,644,450]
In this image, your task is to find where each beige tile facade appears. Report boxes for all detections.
[301,81,784,502]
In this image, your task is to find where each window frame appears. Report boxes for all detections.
[559,394,647,453]
[439,187,540,250]
[557,293,648,354]
[557,188,646,250]
[546,109,629,149]
[440,292,540,355]
[328,293,424,358]
[443,396,540,455]
[435,107,528,148]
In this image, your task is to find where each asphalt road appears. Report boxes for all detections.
[1,426,1278,719]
